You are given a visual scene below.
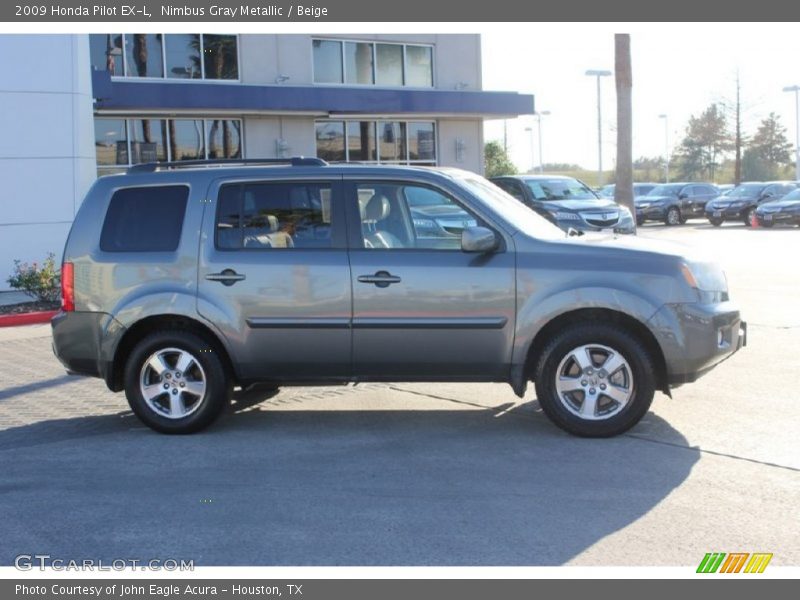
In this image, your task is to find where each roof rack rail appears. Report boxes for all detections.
[127,157,327,174]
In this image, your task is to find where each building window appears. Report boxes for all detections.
[312,39,433,88]
[89,34,238,81]
[94,117,242,176]
[316,120,436,165]
[312,39,343,84]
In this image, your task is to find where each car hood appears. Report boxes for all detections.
[538,199,619,211]
[635,195,672,205]
[759,199,800,210]
[410,205,471,219]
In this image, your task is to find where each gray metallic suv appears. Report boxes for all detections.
[52,158,746,437]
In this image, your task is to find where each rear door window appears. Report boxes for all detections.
[100,185,189,252]
[216,182,335,249]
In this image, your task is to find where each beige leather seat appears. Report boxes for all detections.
[362,194,404,249]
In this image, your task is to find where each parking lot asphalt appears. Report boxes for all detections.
[0,220,798,567]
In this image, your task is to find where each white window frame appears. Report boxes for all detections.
[315,119,437,165]
[311,37,435,89]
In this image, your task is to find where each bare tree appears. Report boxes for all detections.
[614,34,635,232]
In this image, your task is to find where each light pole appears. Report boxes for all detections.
[586,69,612,187]
[535,110,550,172]
[524,126,535,172]
[783,85,800,181]
[658,113,670,183]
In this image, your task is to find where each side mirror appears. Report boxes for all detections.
[461,226,498,253]
[762,192,774,200]
[678,193,689,200]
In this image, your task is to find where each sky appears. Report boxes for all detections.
[481,23,800,173]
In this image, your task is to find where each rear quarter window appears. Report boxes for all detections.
[100,185,189,252]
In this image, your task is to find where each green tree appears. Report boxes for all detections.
[484,141,517,177]
[747,112,793,179]
[675,104,731,181]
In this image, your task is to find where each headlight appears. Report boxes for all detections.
[553,211,580,220]
[681,261,728,294]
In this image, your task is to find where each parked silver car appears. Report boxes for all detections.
[52,159,746,437]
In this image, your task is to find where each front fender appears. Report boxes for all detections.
[509,286,664,396]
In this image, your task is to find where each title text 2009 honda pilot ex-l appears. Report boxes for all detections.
[52,158,746,437]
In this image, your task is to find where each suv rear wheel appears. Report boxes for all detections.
[533,323,656,437]
[124,330,230,434]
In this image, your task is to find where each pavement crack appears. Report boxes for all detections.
[624,433,800,473]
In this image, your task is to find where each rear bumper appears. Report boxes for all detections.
[51,311,122,384]
[648,302,746,386]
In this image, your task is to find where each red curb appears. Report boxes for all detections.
[0,310,59,328]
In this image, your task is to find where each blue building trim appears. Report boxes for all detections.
[92,70,534,117]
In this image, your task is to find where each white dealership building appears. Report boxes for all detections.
[0,34,533,288]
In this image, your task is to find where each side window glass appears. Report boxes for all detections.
[215,182,333,249]
[100,185,188,252]
[357,183,478,251]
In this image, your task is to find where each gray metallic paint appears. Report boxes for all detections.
[53,164,744,398]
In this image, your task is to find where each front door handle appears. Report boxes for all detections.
[357,271,402,288]
[206,269,246,286]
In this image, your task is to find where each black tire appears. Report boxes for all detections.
[533,323,656,437]
[709,218,723,227]
[664,206,682,226]
[124,330,230,434]
[635,216,644,227]
[744,208,756,227]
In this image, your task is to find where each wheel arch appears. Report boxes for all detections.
[517,307,670,398]
[107,314,238,392]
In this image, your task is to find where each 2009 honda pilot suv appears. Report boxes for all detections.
[52,159,746,437]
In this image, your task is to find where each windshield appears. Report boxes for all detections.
[599,184,615,198]
[727,183,765,199]
[780,188,800,201]
[646,184,682,197]
[524,178,597,201]
[459,176,564,240]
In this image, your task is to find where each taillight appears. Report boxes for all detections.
[61,262,74,312]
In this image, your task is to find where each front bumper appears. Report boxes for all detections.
[635,204,667,221]
[648,301,746,386]
[706,206,747,220]
[553,212,635,234]
[756,211,800,225]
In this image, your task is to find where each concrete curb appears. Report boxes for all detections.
[0,310,58,328]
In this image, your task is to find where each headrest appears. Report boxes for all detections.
[364,194,391,221]
[266,215,279,232]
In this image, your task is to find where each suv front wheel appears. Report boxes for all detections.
[124,330,230,434]
[533,323,656,437]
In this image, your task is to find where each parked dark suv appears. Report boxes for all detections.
[489,175,635,234]
[705,181,798,226]
[634,182,719,226]
[52,159,745,437]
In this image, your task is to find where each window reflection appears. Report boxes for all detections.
[375,44,404,86]
[89,34,124,76]
[203,34,238,80]
[94,118,127,165]
[379,121,407,161]
[345,42,373,85]
[170,120,205,160]
[123,34,164,78]
[315,122,346,162]
[408,122,436,161]
[405,45,433,87]
[129,119,167,163]
[313,39,343,84]
[347,122,376,161]
[206,119,242,159]
[165,34,202,79]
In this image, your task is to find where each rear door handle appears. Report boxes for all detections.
[357,271,402,288]
[206,269,246,286]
